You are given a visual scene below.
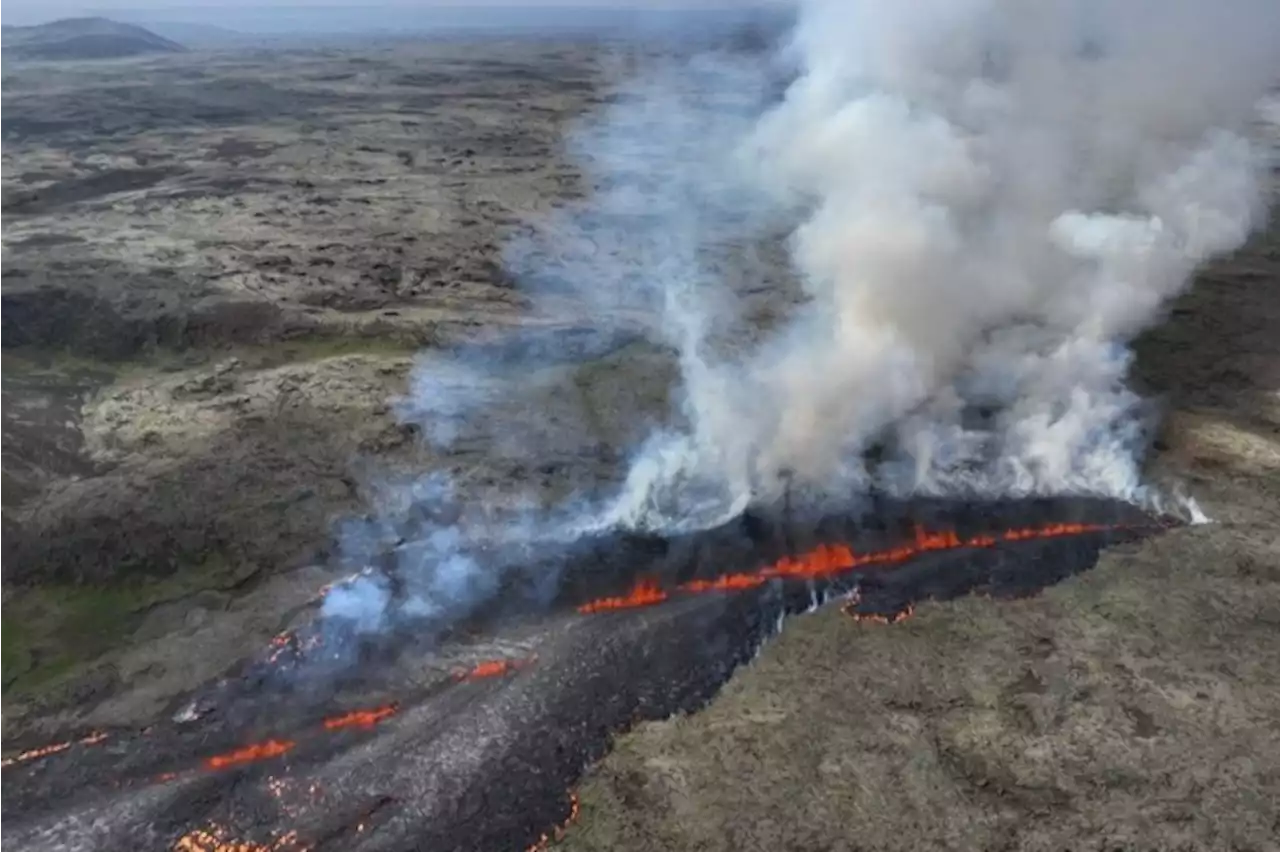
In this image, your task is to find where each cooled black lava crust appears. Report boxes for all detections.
[2,497,1172,852]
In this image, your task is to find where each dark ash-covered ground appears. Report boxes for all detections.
[2,497,1170,852]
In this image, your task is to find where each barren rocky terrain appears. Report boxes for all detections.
[2,39,672,728]
[2,35,1278,852]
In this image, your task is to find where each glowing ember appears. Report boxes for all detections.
[453,656,537,681]
[173,824,305,852]
[1,730,109,769]
[577,577,668,614]
[526,792,581,852]
[264,630,324,666]
[204,739,295,771]
[843,600,916,625]
[265,631,294,665]
[1,741,71,768]
[578,520,1138,615]
[311,567,373,604]
[263,776,325,820]
[322,705,398,731]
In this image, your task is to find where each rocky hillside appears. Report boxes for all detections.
[2,17,185,61]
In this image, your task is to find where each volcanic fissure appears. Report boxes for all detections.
[2,497,1176,852]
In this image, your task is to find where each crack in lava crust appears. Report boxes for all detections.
[1,497,1178,852]
[573,520,1146,616]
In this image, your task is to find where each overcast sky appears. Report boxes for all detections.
[2,0,779,30]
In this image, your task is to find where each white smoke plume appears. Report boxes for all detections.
[609,0,1280,529]
[322,1,1278,635]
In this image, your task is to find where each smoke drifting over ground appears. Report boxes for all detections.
[327,1,1279,633]
[612,0,1280,528]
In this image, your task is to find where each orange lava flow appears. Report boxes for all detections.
[1,731,109,769]
[173,825,305,852]
[576,577,668,614]
[526,792,581,852]
[574,520,1129,615]
[452,655,537,681]
[322,705,397,731]
[204,739,296,771]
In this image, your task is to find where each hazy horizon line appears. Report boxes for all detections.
[3,2,786,32]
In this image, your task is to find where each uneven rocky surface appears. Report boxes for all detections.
[2,35,1278,852]
[2,497,1171,852]
[0,40,659,721]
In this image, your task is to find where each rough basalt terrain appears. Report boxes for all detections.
[2,36,1279,852]
[2,497,1170,852]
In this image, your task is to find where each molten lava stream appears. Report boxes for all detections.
[0,730,109,769]
[576,577,667,614]
[204,739,295,771]
[322,704,397,731]
[573,519,1136,616]
[452,655,537,681]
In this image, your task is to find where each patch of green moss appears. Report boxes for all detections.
[1,551,256,696]
[0,348,125,382]
[1,617,39,684]
[2,333,419,382]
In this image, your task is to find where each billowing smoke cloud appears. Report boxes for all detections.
[609,0,1280,529]
[323,1,1279,635]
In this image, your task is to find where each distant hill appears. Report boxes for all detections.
[1,17,186,61]
[134,21,252,48]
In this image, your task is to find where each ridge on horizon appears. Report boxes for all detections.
[1,15,187,59]
[2,4,792,37]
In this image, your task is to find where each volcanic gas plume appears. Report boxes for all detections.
[604,0,1280,529]
[316,0,1280,643]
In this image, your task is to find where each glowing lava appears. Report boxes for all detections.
[577,520,1133,615]
[205,739,295,771]
[576,577,668,614]
[842,592,916,625]
[173,825,305,852]
[323,705,397,731]
[1,731,108,769]
[453,656,537,681]
[526,792,581,852]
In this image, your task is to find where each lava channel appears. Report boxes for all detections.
[576,577,667,614]
[575,519,1141,615]
[323,705,398,731]
[1,731,108,769]
[204,739,296,771]
[452,656,538,681]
